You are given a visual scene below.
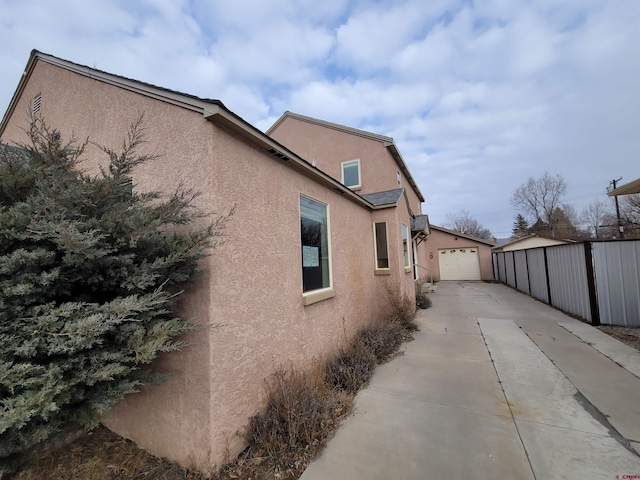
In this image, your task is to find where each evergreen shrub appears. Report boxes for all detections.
[0,117,231,467]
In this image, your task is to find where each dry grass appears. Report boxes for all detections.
[355,321,404,363]
[325,339,377,393]
[596,325,640,351]
[216,365,351,480]
[384,282,419,333]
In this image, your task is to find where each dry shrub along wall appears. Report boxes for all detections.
[219,284,419,480]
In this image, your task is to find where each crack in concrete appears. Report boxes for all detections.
[517,321,640,459]
[478,318,538,480]
[573,391,640,457]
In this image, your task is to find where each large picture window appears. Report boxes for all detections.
[300,195,331,293]
[341,159,361,189]
[374,222,389,269]
[402,223,410,268]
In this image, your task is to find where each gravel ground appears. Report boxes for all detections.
[597,325,640,351]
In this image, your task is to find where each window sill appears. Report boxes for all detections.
[302,288,336,306]
[375,269,391,275]
[348,186,362,192]
[404,266,412,274]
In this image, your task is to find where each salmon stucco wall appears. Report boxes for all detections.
[422,229,494,282]
[2,61,221,469]
[1,58,416,473]
[269,118,423,215]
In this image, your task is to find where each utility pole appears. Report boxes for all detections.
[609,178,625,239]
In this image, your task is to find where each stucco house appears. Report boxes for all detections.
[0,50,427,472]
[492,235,571,252]
[267,111,431,281]
[419,225,495,281]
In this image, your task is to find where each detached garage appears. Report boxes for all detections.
[421,226,495,282]
[439,247,481,280]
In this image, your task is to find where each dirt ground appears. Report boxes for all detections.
[596,325,640,351]
[7,426,208,480]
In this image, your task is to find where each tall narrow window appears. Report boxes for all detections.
[397,170,402,188]
[374,222,389,269]
[402,223,410,268]
[300,195,331,292]
[341,159,361,189]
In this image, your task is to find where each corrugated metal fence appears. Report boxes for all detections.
[492,240,640,326]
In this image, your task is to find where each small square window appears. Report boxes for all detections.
[341,159,361,189]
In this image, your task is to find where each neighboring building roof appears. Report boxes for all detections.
[361,188,404,206]
[429,225,495,246]
[267,111,425,203]
[494,237,512,248]
[608,177,640,196]
[0,50,379,211]
[491,234,571,251]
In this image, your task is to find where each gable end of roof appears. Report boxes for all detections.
[267,111,425,202]
[0,50,376,212]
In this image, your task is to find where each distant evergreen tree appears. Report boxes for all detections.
[511,214,530,238]
[0,117,232,468]
[550,207,579,238]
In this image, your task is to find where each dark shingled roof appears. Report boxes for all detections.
[412,214,429,232]
[361,188,404,206]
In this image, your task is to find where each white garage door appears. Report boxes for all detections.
[438,247,481,280]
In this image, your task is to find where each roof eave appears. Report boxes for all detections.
[1,51,375,211]
[267,112,425,203]
[0,50,38,137]
[384,142,425,202]
[430,225,495,246]
[1,50,218,137]
[205,105,374,209]
[608,178,640,196]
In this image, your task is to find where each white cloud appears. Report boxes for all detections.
[1,0,640,236]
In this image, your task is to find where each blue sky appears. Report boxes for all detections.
[1,0,638,237]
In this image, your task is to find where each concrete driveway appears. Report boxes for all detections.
[300,281,640,480]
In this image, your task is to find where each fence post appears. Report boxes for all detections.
[525,249,532,294]
[583,241,601,325]
[543,247,552,305]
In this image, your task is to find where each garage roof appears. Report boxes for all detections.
[430,225,495,246]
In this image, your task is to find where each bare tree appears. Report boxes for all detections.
[444,209,493,240]
[620,193,640,238]
[511,172,568,236]
[581,199,612,238]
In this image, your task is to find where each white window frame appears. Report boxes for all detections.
[300,194,335,305]
[341,159,361,190]
[373,221,390,274]
[402,223,411,272]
